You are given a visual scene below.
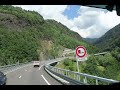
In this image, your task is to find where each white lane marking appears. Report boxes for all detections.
[45,68,69,84]
[19,76,22,78]
[39,65,43,70]
[41,75,51,85]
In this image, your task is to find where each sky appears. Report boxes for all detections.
[13,5,120,38]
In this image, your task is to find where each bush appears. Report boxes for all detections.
[69,66,76,71]
[63,58,73,66]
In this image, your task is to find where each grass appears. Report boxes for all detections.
[54,58,110,85]
[97,66,105,72]
[55,60,65,69]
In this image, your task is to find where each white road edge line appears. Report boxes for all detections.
[41,75,51,85]
[39,65,43,70]
[45,68,69,84]
[19,76,22,78]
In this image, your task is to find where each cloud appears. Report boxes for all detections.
[71,6,120,38]
[13,5,67,19]
[98,10,120,30]
[13,5,120,38]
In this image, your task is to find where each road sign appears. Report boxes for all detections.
[75,46,87,73]
[76,46,87,61]
[76,46,87,58]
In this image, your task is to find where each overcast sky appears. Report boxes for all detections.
[13,5,120,38]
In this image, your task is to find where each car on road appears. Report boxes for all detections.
[0,71,7,85]
[33,61,40,67]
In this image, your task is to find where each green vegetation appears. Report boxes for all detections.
[42,20,99,53]
[83,38,98,44]
[77,22,120,84]
[56,53,120,84]
[94,23,120,52]
[0,27,39,65]
[91,22,120,82]
[0,5,98,66]
[1,5,119,84]
[82,53,120,80]
[56,58,77,71]
[0,5,44,25]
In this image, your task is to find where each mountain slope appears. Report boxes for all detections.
[83,38,98,44]
[94,23,120,51]
[0,5,98,66]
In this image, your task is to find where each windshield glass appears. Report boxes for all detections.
[0,5,119,85]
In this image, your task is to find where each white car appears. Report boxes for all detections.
[33,61,40,67]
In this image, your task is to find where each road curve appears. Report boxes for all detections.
[6,60,62,85]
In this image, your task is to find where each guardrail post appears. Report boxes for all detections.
[59,69,61,74]
[62,70,64,75]
[74,73,76,79]
[66,71,68,76]
[55,68,57,72]
[59,69,60,74]
[58,69,60,74]
[54,68,56,72]
[65,71,67,76]
[78,75,80,81]
[61,70,63,75]
[96,79,98,85]
[83,76,87,84]
[68,72,70,77]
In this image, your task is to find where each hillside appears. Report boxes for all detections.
[94,23,120,51]
[0,5,98,66]
[45,19,83,41]
[83,38,98,44]
[93,23,120,64]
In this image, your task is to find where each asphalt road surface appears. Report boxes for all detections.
[5,60,62,85]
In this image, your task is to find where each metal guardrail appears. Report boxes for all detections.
[44,61,119,85]
[0,62,31,72]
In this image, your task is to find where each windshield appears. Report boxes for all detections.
[0,5,120,85]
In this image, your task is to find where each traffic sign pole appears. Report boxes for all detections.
[76,56,80,72]
[75,46,87,73]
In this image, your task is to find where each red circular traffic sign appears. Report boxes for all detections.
[76,46,87,58]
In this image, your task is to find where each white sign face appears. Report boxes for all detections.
[76,46,87,58]
[76,55,88,61]
[76,46,87,61]
[77,48,85,57]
